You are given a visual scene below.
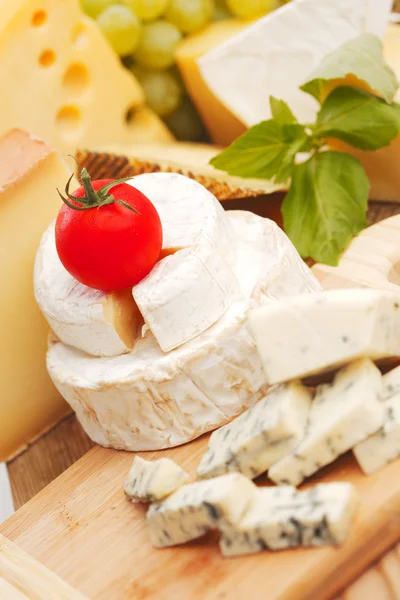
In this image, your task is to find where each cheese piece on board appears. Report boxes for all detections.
[47,211,321,451]
[220,482,358,557]
[197,382,312,480]
[249,289,400,385]
[0,129,70,461]
[198,0,391,129]
[0,0,172,158]
[269,359,384,487]
[146,473,256,548]
[76,142,284,201]
[175,19,249,146]
[35,173,239,356]
[353,365,400,474]
[124,457,189,503]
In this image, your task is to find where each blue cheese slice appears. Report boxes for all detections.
[354,365,400,474]
[269,359,385,486]
[146,473,256,548]
[124,456,190,503]
[197,382,312,480]
[248,289,400,384]
[220,482,358,557]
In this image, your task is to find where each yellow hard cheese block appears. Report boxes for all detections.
[0,0,172,158]
[176,19,249,146]
[329,25,400,202]
[0,129,70,460]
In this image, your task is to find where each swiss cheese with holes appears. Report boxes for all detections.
[0,0,172,157]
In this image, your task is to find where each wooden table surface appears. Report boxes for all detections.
[6,200,400,599]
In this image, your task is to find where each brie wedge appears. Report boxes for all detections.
[35,172,238,357]
[46,211,320,451]
[199,0,391,126]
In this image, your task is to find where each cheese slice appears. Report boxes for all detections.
[46,211,320,451]
[249,288,400,385]
[0,0,172,158]
[0,129,71,460]
[353,364,400,474]
[220,482,358,557]
[35,172,239,356]
[268,359,384,486]
[146,473,256,548]
[76,142,284,201]
[197,382,312,480]
[199,0,391,129]
[124,456,189,503]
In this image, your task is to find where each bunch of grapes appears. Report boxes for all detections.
[81,0,281,140]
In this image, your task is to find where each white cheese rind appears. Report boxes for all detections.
[124,456,190,503]
[249,289,400,385]
[146,473,256,548]
[199,0,390,127]
[220,482,358,557]
[353,365,400,474]
[197,382,312,480]
[46,211,320,451]
[269,359,385,486]
[131,173,240,352]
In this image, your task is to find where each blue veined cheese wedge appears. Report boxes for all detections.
[354,364,400,474]
[220,482,358,557]
[124,456,189,503]
[248,289,400,384]
[146,473,256,548]
[197,382,312,480]
[268,359,385,487]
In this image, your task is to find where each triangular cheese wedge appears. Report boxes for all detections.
[76,142,285,201]
[0,0,172,156]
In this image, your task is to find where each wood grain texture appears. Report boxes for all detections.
[0,534,88,599]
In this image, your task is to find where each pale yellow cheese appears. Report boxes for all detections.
[176,19,249,146]
[0,129,70,460]
[0,0,173,159]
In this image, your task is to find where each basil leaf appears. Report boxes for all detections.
[210,120,309,184]
[315,86,400,150]
[282,151,369,265]
[269,97,297,124]
[301,33,398,105]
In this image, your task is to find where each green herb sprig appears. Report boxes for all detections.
[210,34,400,266]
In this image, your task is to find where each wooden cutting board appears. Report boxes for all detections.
[2,214,400,600]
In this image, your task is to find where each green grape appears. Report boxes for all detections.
[226,0,278,18]
[122,0,169,21]
[166,0,214,34]
[138,69,183,117]
[134,20,182,69]
[97,5,142,57]
[80,0,113,19]
[164,97,207,141]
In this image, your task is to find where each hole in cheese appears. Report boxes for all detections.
[124,105,136,124]
[63,63,90,95]
[39,49,56,67]
[72,21,89,49]
[56,106,82,138]
[103,290,144,351]
[31,10,47,27]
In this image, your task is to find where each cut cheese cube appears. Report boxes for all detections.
[146,472,256,548]
[197,382,312,480]
[0,0,172,158]
[354,364,400,474]
[124,456,189,503]
[269,359,384,486]
[76,142,284,201]
[220,482,358,557]
[0,129,71,460]
[199,0,390,129]
[248,289,400,384]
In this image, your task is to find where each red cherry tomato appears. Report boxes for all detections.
[55,176,163,292]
